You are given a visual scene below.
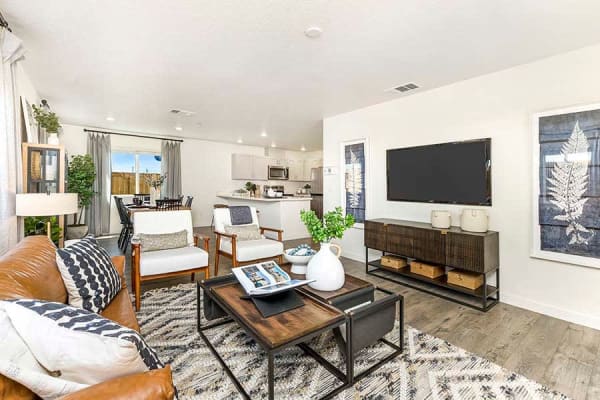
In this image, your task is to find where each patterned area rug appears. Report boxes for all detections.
[136,284,568,400]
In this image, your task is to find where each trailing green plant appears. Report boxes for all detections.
[32,104,61,133]
[24,216,62,244]
[300,207,355,244]
[67,154,96,225]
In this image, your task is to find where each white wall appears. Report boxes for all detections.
[323,44,600,330]
[60,124,320,231]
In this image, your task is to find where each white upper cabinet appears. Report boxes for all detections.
[232,153,322,181]
[288,159,303,181]
[231,154,255,180]
[253,156,269,180]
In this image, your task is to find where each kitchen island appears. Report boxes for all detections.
[216,193,311,240]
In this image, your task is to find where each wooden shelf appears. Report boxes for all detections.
[367,259,499,311]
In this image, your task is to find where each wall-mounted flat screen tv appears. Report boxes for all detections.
[387,138,491,205]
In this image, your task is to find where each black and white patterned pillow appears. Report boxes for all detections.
[56,235,122,313]
[0,299,164,396]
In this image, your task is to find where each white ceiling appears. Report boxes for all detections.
[3,0,600,151]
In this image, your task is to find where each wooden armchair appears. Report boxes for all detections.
[213,206,284,275]
[131,210,210,310]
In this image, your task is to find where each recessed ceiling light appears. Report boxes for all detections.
[106,116,115,122]
[304,26,323,39]
[300,146,306,151]
[237,138,243,144]
[175,125,183,131]
[271,143,276,148]
[260,131,268,137]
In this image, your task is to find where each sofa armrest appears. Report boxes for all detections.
[111,255,127,289]
[58,366,175,400]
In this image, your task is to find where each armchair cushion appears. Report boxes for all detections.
[224,224,262,241]
[133,210,194,245]
[220,238,284,262]
[140,247,209,277]
[213,207,259,233]
[139,230,188,252]
[55,236,122,313]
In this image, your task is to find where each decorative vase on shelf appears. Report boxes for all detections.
[306,242,345,291]
[150,187,160,206]
[47,133,60,145]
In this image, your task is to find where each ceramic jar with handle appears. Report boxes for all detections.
[305,242,345,291]
[431,210,451,229]
[460,209,489,232]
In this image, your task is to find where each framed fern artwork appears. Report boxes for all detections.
[532,103,600,268]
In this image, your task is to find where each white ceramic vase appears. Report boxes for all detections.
[150,187,161,206]
[306,242,345,291]
[47,133,60,145]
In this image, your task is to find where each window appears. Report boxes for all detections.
[343,140,366,224]
[111,152,161,194]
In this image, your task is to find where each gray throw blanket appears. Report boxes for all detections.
[229,206,253,225]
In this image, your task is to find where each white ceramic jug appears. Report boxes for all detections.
[431,210,451,229]
[305,243,345,291]
[460,209,489,232]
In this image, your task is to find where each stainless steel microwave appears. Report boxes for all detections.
[268,165,289,180]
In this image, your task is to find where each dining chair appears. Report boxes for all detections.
[156,198,181,210]
[184,196,194,208]
[213,206,284,275]
[131,210,210,310]
[114,196,133,251]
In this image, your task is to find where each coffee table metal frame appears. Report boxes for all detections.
[197,280,352,400]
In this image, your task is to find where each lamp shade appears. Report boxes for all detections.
[16,193,78,216]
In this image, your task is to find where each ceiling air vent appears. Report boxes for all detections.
[394,83,419,93]
[170,109,196,117]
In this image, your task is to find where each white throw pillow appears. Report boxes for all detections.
[0,299,164,397]
[0,307,87,399]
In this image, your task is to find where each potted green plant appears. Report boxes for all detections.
[24,216,62,244]
[66,155,96,239]
[300,207,355,291]
[32,104,61,145]
[303,183,311,194]
[245,181,257,196]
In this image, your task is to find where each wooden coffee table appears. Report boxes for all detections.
[197,278,352,400]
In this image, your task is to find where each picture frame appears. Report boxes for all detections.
[531,103,600,268]
[20,96,38,144]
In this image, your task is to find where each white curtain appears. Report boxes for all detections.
[0,28,25,255]
[161,140,182,199]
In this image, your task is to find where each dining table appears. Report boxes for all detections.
[125,203,191,217]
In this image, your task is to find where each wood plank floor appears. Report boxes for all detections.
[100,227,600,399]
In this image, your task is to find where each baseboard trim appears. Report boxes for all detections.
[501,292,600,331]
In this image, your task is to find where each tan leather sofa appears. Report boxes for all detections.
[0,236,175,400]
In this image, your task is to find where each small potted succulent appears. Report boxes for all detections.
[245,181,258,197]
[300,207,355,291]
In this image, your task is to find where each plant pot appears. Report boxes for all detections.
[66,224,88,240]
[47,133,60,145]
[306,242,345,291]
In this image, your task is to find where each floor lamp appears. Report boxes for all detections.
[16,193,78,240]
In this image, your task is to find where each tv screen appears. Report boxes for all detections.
[387,139,491,205]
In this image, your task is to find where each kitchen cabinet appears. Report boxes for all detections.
[231,154,255,180]
[253,156,269,180]
[288,159,304,181]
